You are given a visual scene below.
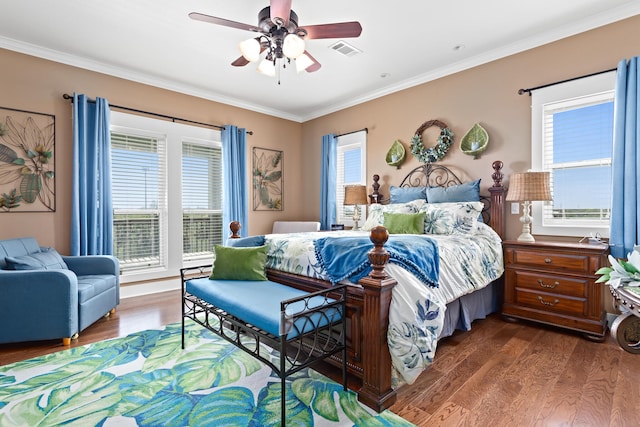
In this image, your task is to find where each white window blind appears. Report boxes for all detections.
[182,140,223,262]
[336,131,367,225]
[531,71,615,238]
[111,132,167,272]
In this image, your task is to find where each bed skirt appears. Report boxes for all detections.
[439,279,502,339]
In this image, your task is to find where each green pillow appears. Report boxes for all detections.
[210,244,268,281]
[383,212,426,234]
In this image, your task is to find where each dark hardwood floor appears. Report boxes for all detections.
[1,290,638,427]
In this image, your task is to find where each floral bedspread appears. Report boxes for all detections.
[264,223,504,385]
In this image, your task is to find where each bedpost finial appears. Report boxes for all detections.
[368,226,390,279]
[369,174,381,204]
[491,160,504,188]
[229,221,241,239]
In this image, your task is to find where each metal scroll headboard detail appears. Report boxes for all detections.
[369,163,493,224]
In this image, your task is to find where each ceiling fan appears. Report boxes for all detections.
[189,0,362,76]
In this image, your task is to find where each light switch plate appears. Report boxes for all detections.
[511,202,519,214]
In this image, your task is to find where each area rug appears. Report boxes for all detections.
[0,320,413,427]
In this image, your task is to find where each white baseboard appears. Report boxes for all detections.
[121,278,180,299]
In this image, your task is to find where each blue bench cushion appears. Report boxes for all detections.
[186,278,341,339]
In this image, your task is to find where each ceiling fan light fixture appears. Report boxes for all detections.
[295,53,314,73]
[239,38,261,62]
[282,33,305,59]
[190,2,362,80]
[257,58,276,77]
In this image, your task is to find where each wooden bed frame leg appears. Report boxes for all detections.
[357,226,398,412]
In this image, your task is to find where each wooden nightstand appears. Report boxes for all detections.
[502,239,609,340]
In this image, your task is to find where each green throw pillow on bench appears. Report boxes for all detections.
[210,244,268,281]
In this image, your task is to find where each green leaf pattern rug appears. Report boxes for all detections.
[0,321,414,426]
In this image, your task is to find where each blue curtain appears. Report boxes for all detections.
[222,125,248,241]
[320,133,337,230]
[610,56,640,258]
[71,93,113,255]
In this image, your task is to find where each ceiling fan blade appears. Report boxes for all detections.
[303,51,321,73]
[231,56,250,67]
[189,12,261,33]
[270,0,292,27]
[299,22,362,40]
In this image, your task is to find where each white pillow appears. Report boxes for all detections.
[419,201,484,235]
[361,199,426,231]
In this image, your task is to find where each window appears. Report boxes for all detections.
[111,132,166,273]
[531,71,615,238]
[336,130,367,226]
[182,140,223,262]
[110,112,221,282]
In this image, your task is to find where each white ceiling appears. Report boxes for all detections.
[1,0,639,122]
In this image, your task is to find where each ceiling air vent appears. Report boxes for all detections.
[328,40,362,57]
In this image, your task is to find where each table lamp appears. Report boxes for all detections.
[343,185,368,230]
[505,171,552,242]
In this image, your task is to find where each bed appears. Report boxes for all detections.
[228,160,507,412]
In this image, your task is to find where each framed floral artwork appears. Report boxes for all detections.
[0,107,56,212]
[252,147,283,211]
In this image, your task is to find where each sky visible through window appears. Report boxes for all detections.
[343,147,361,184]
[552,101,613,210]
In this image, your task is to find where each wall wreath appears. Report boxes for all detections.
[410,119,454,163]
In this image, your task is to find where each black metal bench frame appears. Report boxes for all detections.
[181,265,348,426]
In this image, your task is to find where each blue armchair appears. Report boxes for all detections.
[0,237,120,345]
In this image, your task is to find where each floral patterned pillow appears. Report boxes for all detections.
[419,201,484,235]
[361,199,426,231]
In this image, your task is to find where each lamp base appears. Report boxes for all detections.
[516,232,536,243]
[352,204,362,231]
[517,201,535,242]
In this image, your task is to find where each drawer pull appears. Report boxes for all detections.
[544,258,552,264]
[538,296,560,306]
[537,279,559,289]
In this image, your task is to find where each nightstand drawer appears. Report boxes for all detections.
[515,289,586,316]
[510,270,588,298]
[508,249,590,273]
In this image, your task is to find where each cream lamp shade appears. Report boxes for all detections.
[239,38,261,62]
[295,53,314,73]
[344,185,368,230]
[282,34,305,59]
[506,172,552,242]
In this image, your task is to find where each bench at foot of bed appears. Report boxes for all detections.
[180,267,348,427]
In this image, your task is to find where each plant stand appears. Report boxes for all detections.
[610,285,640,354]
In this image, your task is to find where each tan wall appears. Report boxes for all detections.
[0,49,302,252]
[301,15,640,241]
[2,15,639,253]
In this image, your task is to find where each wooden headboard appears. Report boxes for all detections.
[369,160,506,239]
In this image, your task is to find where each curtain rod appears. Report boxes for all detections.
[62,93,253,135]
[517,67,617,96]
[336,127,368,137]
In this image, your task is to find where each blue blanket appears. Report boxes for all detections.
[313,235,439,287]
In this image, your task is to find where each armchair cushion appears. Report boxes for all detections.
[77,275,118,303]
[5,248,69,270]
